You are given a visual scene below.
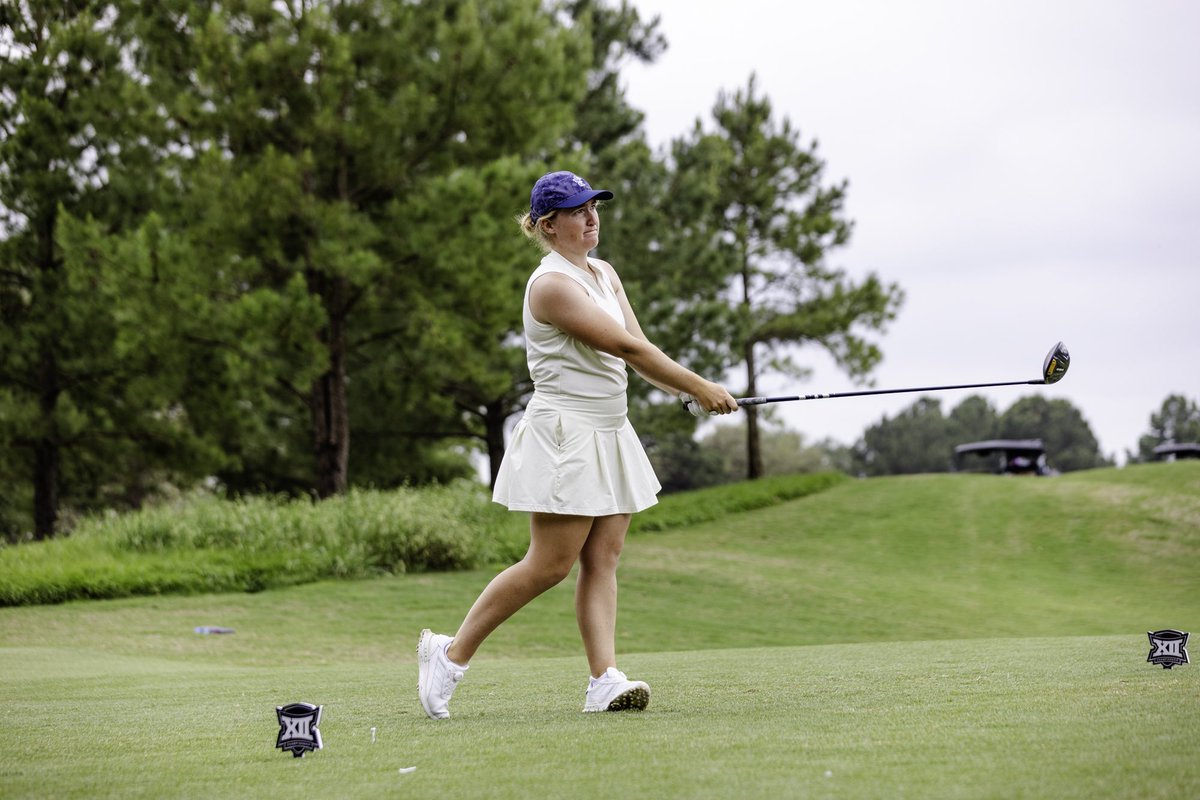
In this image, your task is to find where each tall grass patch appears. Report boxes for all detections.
[0,481,512,606]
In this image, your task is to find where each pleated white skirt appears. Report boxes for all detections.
[492,391,661,516]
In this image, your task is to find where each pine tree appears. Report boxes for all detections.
[669,76,904,479]
[0,1,176,536]
[146,0,591,495]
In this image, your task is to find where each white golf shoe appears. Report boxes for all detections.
[583,667,651,712]
[417,629,466,720]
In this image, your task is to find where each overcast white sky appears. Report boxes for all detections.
[617,0,1200,463]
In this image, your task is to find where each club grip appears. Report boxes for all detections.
[680,393,758,416]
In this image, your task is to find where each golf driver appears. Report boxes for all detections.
[682,341,1070,417]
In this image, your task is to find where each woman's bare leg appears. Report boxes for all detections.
[574,513,631,677]
[445,513,593,665]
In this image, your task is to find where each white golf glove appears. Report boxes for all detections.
[678,392,716,417]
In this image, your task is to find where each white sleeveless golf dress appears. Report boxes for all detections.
[492,250,661,515]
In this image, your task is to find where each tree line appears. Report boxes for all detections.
[838,392,1195,477]
[850,394,1112,476]
[1,1,902,540]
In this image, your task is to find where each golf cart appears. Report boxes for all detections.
[1152,442,1200,461]
[953,439,1055,476]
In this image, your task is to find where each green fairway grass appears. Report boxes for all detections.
[2,463,1197,798]
[3,638,1195,799]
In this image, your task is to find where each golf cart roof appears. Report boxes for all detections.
[1152,442,1200,457]
[954,439,1045,456]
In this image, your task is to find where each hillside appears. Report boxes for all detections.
[3,463,1197,800]
[1,463,1195,662]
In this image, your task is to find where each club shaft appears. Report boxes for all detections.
[739,378,1044,406]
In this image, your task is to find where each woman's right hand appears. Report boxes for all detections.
[681,382,740,416]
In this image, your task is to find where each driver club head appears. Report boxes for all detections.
[1042,341,1070,384]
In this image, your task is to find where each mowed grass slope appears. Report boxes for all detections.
[1,463,1197,799]
[618,464,1200,651]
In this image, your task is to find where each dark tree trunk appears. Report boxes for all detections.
[33,213,61,539]
[744,340,763,480]
[740,254,763,480]
[484,399,507,490]
[309,271,350,498]
[33,431,59,540]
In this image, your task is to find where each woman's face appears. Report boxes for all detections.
[546,200,599,253]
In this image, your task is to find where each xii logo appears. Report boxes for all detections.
[1146,630,1189,670]
[276,703,323,758]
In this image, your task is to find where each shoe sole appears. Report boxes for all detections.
[585,685,651,713]
[416,629,445,720]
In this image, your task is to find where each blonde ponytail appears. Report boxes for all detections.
[516,209,557,252]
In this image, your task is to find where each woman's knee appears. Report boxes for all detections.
[579,538,623,574]
[525,513,591,586]
[522,552,576,587]
[579,516,627,572]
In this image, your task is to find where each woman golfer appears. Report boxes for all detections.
[418,171,738,719]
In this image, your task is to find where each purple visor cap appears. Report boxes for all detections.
[530,171,614,223]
